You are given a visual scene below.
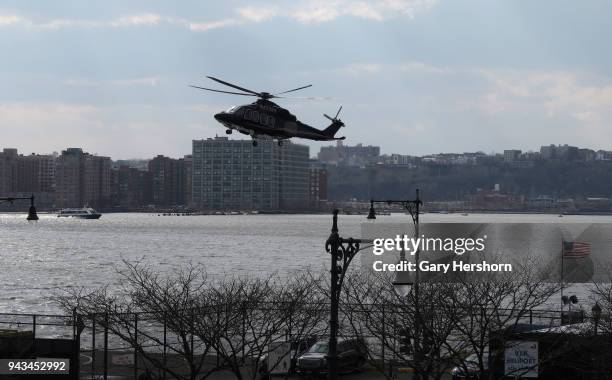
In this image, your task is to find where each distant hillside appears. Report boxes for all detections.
[327,160,612,201]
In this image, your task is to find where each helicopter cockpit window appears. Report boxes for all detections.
[226,106,238,113]
[245,110,259,122]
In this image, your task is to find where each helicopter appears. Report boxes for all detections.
[191,76,346,146]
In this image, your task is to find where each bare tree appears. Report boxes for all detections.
[194,272,328,380]
[443,257,561,380]
[57,260,217,380]
[342,271,457,380]
[194,275,283,380]
[58,261,329,380]
[589,279,612,334]
[341,256,561,380]
[274,272,329,380]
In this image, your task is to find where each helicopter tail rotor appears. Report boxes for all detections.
[324,106,344,127]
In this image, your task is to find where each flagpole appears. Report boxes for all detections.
[560,239,564,308]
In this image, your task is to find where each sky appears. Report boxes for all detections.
[1,0,612,159]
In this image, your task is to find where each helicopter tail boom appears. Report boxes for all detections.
[322,122,344,138]
[321,106,345,138]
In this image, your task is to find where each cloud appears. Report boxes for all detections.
[292,3,341,23]
[477,69,612,118]
[334,61,450,76]
[184,5,280,32]
[0,102,219,158]
[381,0,438,17]
[0,102,100,125]
[63,77,161,87]
[0,11,243,32]
[36,19,98,29]
[187,18,240,32]
[456,68,612,148]
[389,121,431,135]
[0,1,437,32]
[341,63,383,75]
[109,14,162,27]
[288,0,437,23]
[0,14,21,26]
[0,12,167,30]
[236,6,279,22]
[397,61,451,74]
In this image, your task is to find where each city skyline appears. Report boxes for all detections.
[5,138,612,213]
[2,139,612,162]
[2,1,612,158]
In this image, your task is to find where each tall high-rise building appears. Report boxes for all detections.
[309,160,328,207]
[37,154,56,192]
[183,155,193,207]
[280,143,310,209]
[111,165,152,208]
[55,148,83,208]
[0,149,56,208]
[55,148,111,208]
[83,154,112,207]
[148,155,187,207]
[192,137,310,211]
[0,148,18,194]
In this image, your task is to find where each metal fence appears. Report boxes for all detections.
[0,305,578,380]
[0,312,77,339]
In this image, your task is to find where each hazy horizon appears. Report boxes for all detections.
[1,139,601,162]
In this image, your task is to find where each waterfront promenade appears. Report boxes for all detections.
[79,349,454,379]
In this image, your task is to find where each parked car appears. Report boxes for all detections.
[296,338,367,376]
[451,352,489,380]
[258,336,318,377]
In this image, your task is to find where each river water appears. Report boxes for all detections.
[1,212,610,314]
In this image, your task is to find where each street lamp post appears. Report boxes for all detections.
[325,189,422,380]
[367,189,423,379]
[325,209,364,380]
[367,189,422,290]
[0,194,39,220]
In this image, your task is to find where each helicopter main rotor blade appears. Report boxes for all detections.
[190,86,257,96]
[279,96,333,100]
[334,106,343,119]
[274,84,312,96]
[206,76,260,96]
[324,114,334,121]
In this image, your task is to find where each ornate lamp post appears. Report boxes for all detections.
[0,194,39,220]
[325,189,422,379]
[367,189,422,293]
[367,189,423,379]
[325,209,364,380]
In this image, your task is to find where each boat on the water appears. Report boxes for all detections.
[57,207,102,219]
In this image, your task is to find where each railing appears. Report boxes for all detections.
[0,312,77,339]
[0,305,583,379]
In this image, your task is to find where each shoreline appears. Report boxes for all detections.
[3,210,612,216]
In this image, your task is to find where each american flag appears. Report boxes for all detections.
[562,241,591,258]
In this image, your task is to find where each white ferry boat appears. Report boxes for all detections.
[57,207,102,219]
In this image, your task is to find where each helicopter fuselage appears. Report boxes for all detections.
[213,100,344,141]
